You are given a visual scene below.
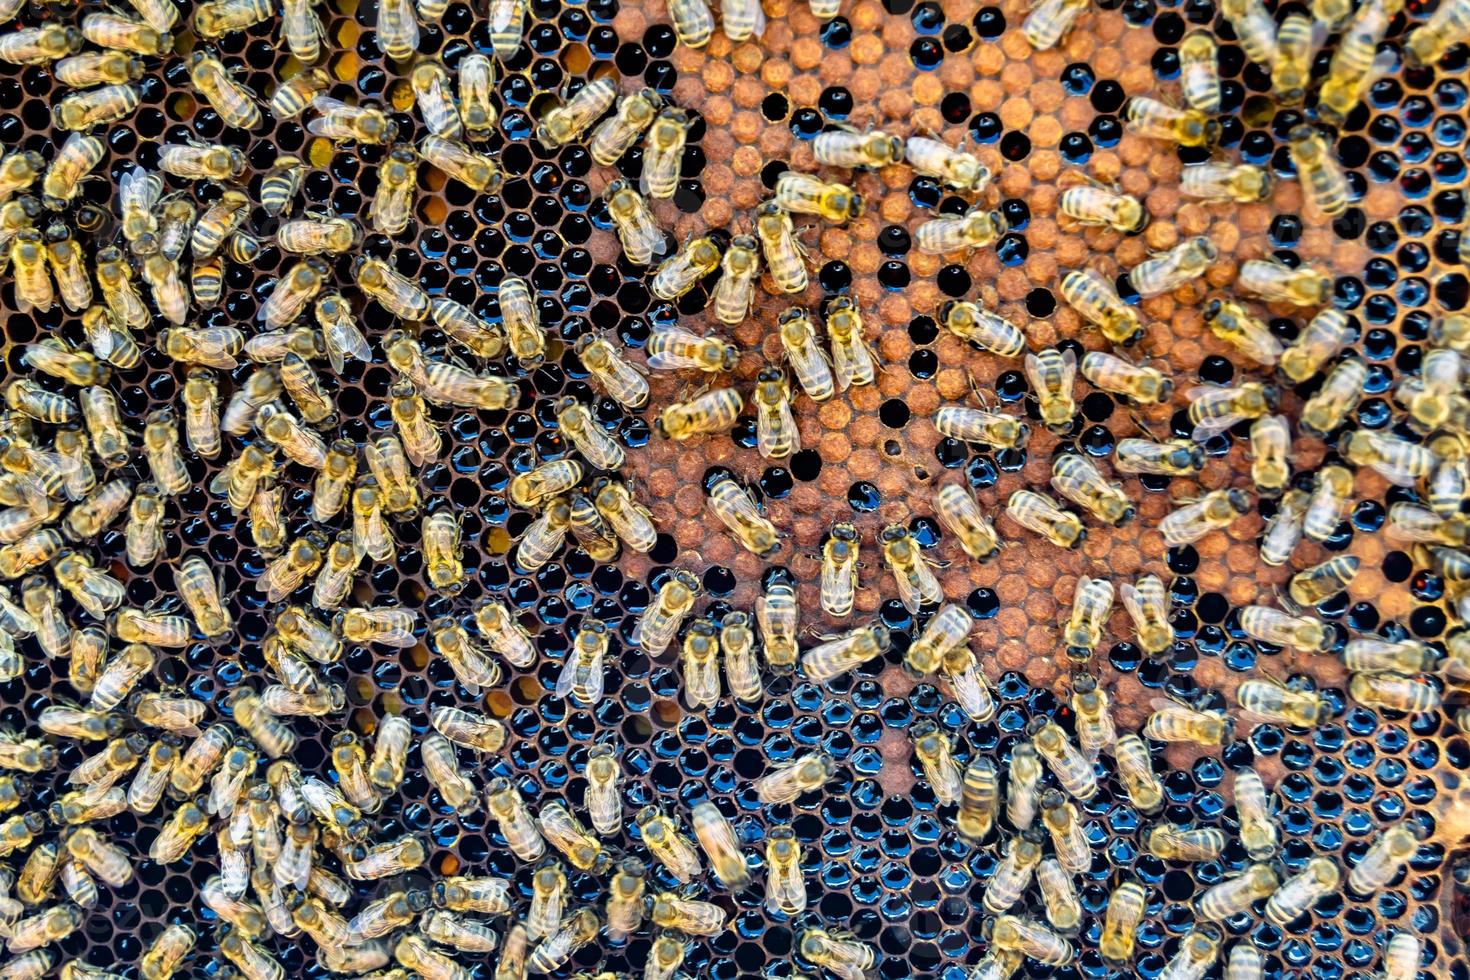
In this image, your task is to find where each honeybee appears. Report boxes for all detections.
[555,397,623,471]
[989,915,1074,967]
[39,134,103,215]
[0,155,41,214]
[555,619,609,705]
[755,199,808,293]
[268,72,327,123]
[537,77,616,148]
[983,831,1043,913]
[54,82,140,132]
[277,215,360,257]
[472,600,537,669]
[150,798,210,862]
[638,107,689,200]
[755,750,834,805]
[421,733,477,814]
[1006,489,1086,549]
[514,498,570,571]
[645,327,736,375]
[483,780,545,862]
[809,127,901,171]
[1286,555,1360,608]
[1124,95,1219,147]
[1161,488,1253,546]
[1300,358,1367,437]
[712,612,759,704]
[932,483,999,563]
[91,248,146,330]
[352,256,429,321]
[1350,672,1441,712]
[1343,635,1438,674]
[1141,697,1232,748]
[433,616,503,690]
[1270,13,1320,106]
[138,925,194,980]
[80,10,168,57]
[1344,825,1420,896]
[775,171,863,223]
[184,51,261,131]
[668,0,715,45]
[420,135,502,192]
[574,335,648,409]
[1180,162,1273,207]
[774,309,834,402]
[281,0,324,62]
[1201,299,1282,366]
[0,23,82,65]
[38,229,88,317]
[875,523,939,612]
[915,206,1007,255]
[1079,353,1171,407]
[1130,236,1217,298]
[1298,464,1353,545]
[1379,932,1423,980]
[1041,792,1091,876]
[800,624,891,683]
[1264,857,1340,927]
[8,231,51,314]
[1288,125,1351,217]
[677,617,720,710]
[574,743,622,837]
[193,0,271,35]
[260,532,329,603]
[1406,0,1470,64]
[907,720,962,806]
[584,87,658,164]
[493,923,529,980]
[703,235,762,327]
[1318,0,1398,123]
[1061,575,1113,663]
[602,179,666,266]
[812,521,861,617]
[631,570,699,658]
[1059,178,1146,235]
[1115,573,1173,657]
[652,234,722,300]
[1022,348,1077,433]
[418,910,499,953]
[308,96,398,144]
[947,756,998,842]
[1104,735,1160,817]
[405,62,461,140]
[1238,256,1333,308]
[158,142,245,183]
[1029,718,1097,801]
[1237,675,1331,728]
[487,0,527,57]
[1147,823,1228,863]
[388,381,441,468]
[1402,347,1468,431]
[430,297,504,358]
[1187,381,1278,441]
[1052,453,1133,526]
[340,834,426,881]
[1194,863,1280,921]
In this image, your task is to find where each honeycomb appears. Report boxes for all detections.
[0,0,1468,974]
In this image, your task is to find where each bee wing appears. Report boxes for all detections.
[645,349,691,371]
[1236,328,1284,365]
[79,569,126,618]
[554,655,579,700]
[1023,352,1045,391]
[1189,413,1239,442]
[418,76,459,134]
[324,318,371,374]
[1118,582,1146,627]
[1059,346,1078,385]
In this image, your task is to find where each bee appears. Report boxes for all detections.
[149,798,209,862]
[555,619,610,705]
[0,157,41,219]
[983,830,1043,913]
[1318,1,1398,123]
[40,134,104,213]
[1116,573,1173,657]
[493,923,529,980]
[80,10,169,56]
[800,624,891,683]
[1349,672,1441,712]
[651,234,722,300]
[1287,554,1361,606]
[602,180,666,266]
[1130,236,1217,298]
[139,925,194,980]
[67,630,107,694]
[720,612,761,702]
[1270,14,1319,105]
[190,190,250,260]
[486,0,527,57]
[1124,95,1219,147]
[514,497,571,571]
[540,799,609,872]
[340,834,426,881]
[1388,500,1470,546]
[54,82,142,132]
[1194,863,1280,921]
[528,907,602,973]
[364,435,421,518]
[668,0,715,46]
[210,443,276,515]
[8,231,52,314]
[930,305,1021,364]
[1345,825,1420,896]
[1238,257,1333,307]
[1052,453,1133,526]
[1173,30,1223,113]
[1187,381,1278,441]
[1242,415,1294,499]
[1067,673,1115,759]
[536,77,616,148]
[897,136,990,196]
[754,199,808,293]
[92,247,147,330]
[308,96,399,144]
[1288,125,1351,217]
[40,227,89,315]
[193,0,272,36]
[4,380,76,426]
[0,527,60,580]
[1265,856,1340,926]
[1300,358,1367,437]
[989,915,1073,967]
[775,171,863,223]
[568,489,619,560]
[646,326,738,374]
[649,892,725,938]
[908,719,962,805]
[931,483,999,563]
[268,72,327,122]
[231,692,296,760]
[679,802,745,891]
[139,253,190,325]
[472,599,537,669]
[1380,932,1424,980]
[432,616,502,690]
[1059,575,1113,663]
[1240,602,1336,655]
[703,474,778,558]
[186,51,260,130]
[278,215,360,256]
[1020,0,1090,48]
[1029,718,1097,801]
[702,237,763,329]
[1343,635,1438,674]
[22,576,69,659]
[1237,675,1331,727]
[1233,766,1278,861]
[138,408,190,495]
[421,733,477,813]
[1034,857,1082,935]
[260,531,329,603]
[280,0,324,61]
[524,862,568,940]
[388,381,441,468]
[575,743,623,837]
[574,335,648,410]
[813,521,862,617]
[1401,346,1467,431]
[417,910,499,953]
[1406,0,1470,64]
[772,311,835,403]
[355,256,430,321]
[1302,464,1354,544]
[758,574,800,671]
[948,756,999,842]
[1200,299,1281,366]
[420,135,502,192]
[1059,180,1147,234]
[638,107,690,200]
[421,511,465,595]
[629,569,699,656]
[158,141,246,182]
[1147,823,1228,863]
[1162,487,1252,546]
[7,904,84,953]
[1180,161,1273,205]
[755,750,834,805]
[915,206,1007,255]
[483,780,546,862]
[1022,348,1078,433]
[879,522,942,612]
[556,396,624,471]
[1141,697,1231,749]
[678,617,721,710]
[1157,926,1223,980]
[431,297,505,359]
[1005,489,1086,549]
[1102,734,1161,816]
[400,65,460,144]
[1084,880,1147,967]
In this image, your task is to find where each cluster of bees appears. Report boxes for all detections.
[0,0,1462,969]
